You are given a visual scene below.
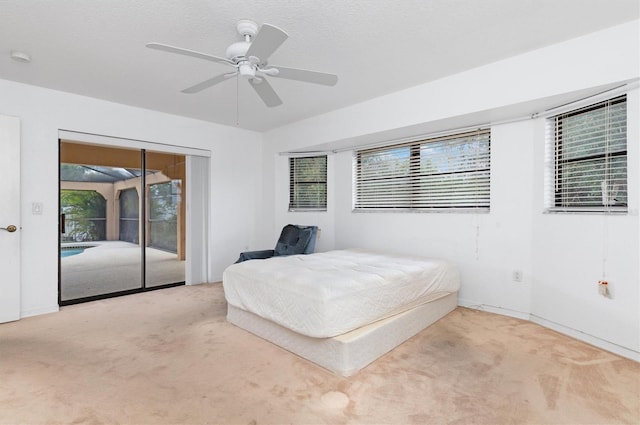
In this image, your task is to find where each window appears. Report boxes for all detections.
[354,130,491,211]
[289,155,327,211]
[549,95,627,212]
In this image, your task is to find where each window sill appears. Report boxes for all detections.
[544,207,627,215]
[352,208,490,214]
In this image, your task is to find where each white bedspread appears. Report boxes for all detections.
[222,249,460,338]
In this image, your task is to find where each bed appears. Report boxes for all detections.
[222,249,460,376]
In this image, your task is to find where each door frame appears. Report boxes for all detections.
[0,115,21,323]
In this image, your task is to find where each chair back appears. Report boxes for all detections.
[274,224,318,256]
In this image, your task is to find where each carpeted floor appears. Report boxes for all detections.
[0,283,638,424]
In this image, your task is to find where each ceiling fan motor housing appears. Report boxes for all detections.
[226,19,259,61]
[227,20,261,77]
[226,41,250,61]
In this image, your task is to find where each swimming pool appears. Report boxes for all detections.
[60,246,94,258]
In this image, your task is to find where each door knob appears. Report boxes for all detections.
[1,225,17,232]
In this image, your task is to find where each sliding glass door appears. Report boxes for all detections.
[59,142,186,304]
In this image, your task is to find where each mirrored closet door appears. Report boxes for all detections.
[59,141,186,304]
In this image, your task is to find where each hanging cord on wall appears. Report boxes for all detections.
[554,115,560,200]
[601,213,609,282]
[473,128,481,261]
[601,100,611,282]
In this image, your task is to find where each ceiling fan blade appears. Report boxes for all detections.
[245,24,288,63]
[270,65,338,86]
[146,42,234,66]
[182,73,232,94]
[249,78,283,107]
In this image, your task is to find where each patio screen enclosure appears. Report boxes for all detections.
[119,188,139,245]
[59,141,186,304]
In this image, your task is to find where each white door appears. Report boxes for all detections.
[0,115,21,323]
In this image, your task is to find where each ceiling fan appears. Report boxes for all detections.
[146,19,338,107]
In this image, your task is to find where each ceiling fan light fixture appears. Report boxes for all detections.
[238,62,256,78]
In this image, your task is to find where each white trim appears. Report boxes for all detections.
[457,298,531,321]
[458,299,640,362]
[0,115,21,323]
[58,129,211,158]
[544,208,628,215]
[21,305,59,318]
[530,314,640,362]
[542,80,638,118]
[279,151,334,157]
[332,125,490,154]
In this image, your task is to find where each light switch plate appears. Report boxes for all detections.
[32,202,43,215]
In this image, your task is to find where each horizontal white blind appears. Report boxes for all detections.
[551,95,627,211]
[289,155,327,211]
[354,130,490,211]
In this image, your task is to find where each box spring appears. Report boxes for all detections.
[226,291,457,377]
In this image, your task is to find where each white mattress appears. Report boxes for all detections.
[226,292,458,376]
[222,249,460,338]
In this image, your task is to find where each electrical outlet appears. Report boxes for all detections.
[512,270,522,282]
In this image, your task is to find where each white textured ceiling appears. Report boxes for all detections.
[1,0,638,132]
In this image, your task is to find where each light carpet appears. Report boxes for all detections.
[0,283,638,424]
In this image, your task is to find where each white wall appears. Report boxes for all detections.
[331,120,536,317]
[0,78,262,317]
[530,90,640,355]
[261,20,640,358]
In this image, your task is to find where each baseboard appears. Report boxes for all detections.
[530,314,640,362]
[457,298,531,321]
[21,305,59,319]
[457,299,639,362]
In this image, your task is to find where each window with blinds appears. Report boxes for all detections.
[354,130,491,211]
[550,95,627,212]
[289,155,327,211]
